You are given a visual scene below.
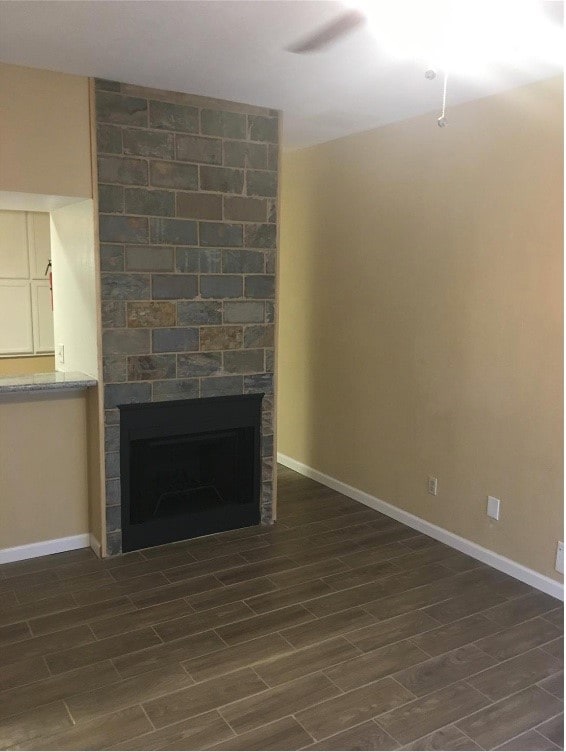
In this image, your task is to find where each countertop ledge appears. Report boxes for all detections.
[0,371,97,394]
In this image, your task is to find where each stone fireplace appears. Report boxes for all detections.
[95,78,278,555]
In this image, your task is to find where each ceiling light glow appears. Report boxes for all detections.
[353,0,563,75]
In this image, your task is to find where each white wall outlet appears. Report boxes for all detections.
[487,495,500,520]
[555,541,564,574]
[56,344,65,365]
[427,476,438,496]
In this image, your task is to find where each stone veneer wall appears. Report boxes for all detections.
[94,79,278,555]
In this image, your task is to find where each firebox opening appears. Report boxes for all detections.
[120,395,262,552]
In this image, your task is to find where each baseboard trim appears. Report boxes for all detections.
[0,534,90,564]
[89,533,102,559]
[278,453,564,601]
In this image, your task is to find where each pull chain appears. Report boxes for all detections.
[438,70,448,127]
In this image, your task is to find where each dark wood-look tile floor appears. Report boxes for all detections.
[0,466,563,751]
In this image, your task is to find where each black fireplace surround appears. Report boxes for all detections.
[119,395,263,552]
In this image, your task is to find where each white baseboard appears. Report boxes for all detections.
[0,534,90,564]
[278,453,564,601]
[89,533,102,558]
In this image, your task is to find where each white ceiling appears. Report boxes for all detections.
[0,0,562,148]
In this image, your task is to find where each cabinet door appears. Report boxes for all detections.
[27,212,51,280]
[0,280,33,354]
[31,280,54,353]
[0,211,29,279]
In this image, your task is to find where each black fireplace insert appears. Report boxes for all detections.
[119,394,262,552]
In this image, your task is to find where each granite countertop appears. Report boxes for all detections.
[0,371,97,394]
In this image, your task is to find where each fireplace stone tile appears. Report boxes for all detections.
[177,301,222,325]
[105,382,152,409]
[152,379,200,402]
[200,376,244,398]
[96,81,278,555]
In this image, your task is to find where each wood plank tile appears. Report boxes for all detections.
[153,600,254,642]
[322,560,402,591]
[0,624,95,668]
[538,670,564,699]
[15,570,115,605]
[107,551,199,581]
[363,578,460,622]
[496,728,561,750]
[163,553,248,583]
[394,644,496,696]
[65,663,194,723]
[411,613,502,656]
[347,611,441,653]
[28,596,133,636]
[457,686,563,749]
[184,536,272,562]
[543,608,564,629]
[0,701,72,749]
[537,713,564,748]
[0,620,31,645]
[423,585,507,623]
[209,716,313,751]
[113,709,234,751]
[187,576,278,611]
[475,617,562,661]
[468,647,562,700]
[113,628,224,679]
[45,627,161,674]
[142,668,267,728]
[325,639,429,691]
[182,632,292,682]
[281,606,377,649]
[71,571,170,606]
[25,704,153,751]
[402,725,482,750]
[304,720,399,750]
[254,636,361,687]
[245,578,334,614]
[377,681,489,745]
[542,637,563,659]
[89,597,193,639]
[215,603,316,645]
[0,660,119,721]
[296,677,414,742]
[483,592,561,627]
[128,574,224,609]
[0,656,50,693]
[0,594,77,626]
[267,558,349,588]
[215,557,302,586]
[221,672,340,734]
[338,542,413,569]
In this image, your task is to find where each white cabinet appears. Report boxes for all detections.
[27,213,52,279]
[0,211,54,356]
[31,281,54,353]
[0,280,33,355]
[0,211,29,279]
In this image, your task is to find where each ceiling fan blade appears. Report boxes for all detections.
[287,9,367,53]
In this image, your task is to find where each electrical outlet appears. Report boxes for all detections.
[427,476,438,496]
[56,344,65,365]
[555,542,564,574]
[487,496,500,520]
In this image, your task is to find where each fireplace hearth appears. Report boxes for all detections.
[119,395,262,552]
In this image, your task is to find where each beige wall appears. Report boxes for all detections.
[0,356,54,376]
[0,63,92,198]
[278,77,563,581]
[0,393,90,549]
[51,199,100,379]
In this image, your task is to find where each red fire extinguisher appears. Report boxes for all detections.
[45,260,53,310]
